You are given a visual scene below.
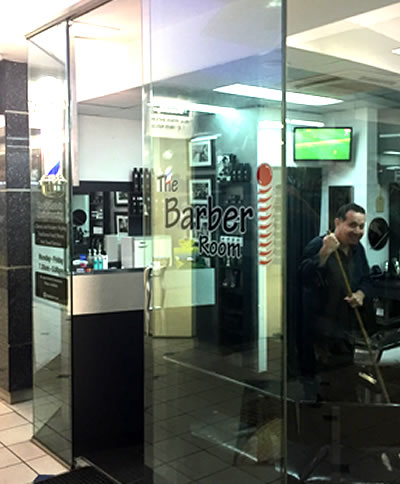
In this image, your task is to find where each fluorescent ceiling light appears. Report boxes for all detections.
[214,83,342,106]
[287,119,324,127]
[153,97,236,116]
[379,133,400,138]
[259,119,325,129]
[383,151,400,155]
[392,48,400,56]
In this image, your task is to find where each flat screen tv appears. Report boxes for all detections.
[294,127,352,161]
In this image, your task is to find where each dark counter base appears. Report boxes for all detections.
[72,310,144,468]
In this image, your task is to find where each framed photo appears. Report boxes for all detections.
[193,216,209,240]
[115,191,128,206]
[115,213,129,234]
[216,153,236,183]
[189,138,212,167]
[189,178,211,204]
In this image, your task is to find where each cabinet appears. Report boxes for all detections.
[215,162,257,347]
[89,191,104,238]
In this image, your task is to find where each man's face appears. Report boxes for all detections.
[334,210,365,246]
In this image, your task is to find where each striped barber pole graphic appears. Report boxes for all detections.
[257,163,273,266]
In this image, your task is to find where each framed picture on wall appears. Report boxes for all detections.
[189,178,212,204]
[115,213,129,235]
[329,185,354,230]
[189,138,212,167]
[115,191,129,206]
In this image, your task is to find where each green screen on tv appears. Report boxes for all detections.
[294,127,352,161]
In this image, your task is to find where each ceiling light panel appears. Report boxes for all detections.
[214,83,343,106]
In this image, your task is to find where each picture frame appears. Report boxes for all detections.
[192,216,209,240]
[216,153,236,183]
[189,178,212,204]
[115,191,129,206]
[115,213,129,235]
[189,138,212,167]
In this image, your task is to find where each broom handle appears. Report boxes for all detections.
[332,245,390,403]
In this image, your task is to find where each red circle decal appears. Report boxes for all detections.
[257,163,273,186]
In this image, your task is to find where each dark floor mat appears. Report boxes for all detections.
[36,467,117,483]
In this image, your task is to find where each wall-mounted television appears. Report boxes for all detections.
[294,127,353,161]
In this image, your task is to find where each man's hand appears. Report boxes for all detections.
[345,290,365,308]
[319,233,340,266]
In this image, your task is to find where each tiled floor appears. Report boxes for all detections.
[145,337,283,484]
[0,399,68,484]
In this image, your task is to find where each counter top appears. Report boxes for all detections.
[73,268,143,276]
[72,270,144,315]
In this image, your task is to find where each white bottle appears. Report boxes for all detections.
[101,247,108,270]
[87,249,94,268]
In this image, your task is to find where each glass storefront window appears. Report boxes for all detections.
[143,1,286,482]
[28,22,72,464]
[286,1,400,482]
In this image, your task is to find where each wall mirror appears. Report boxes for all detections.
[368,217,389,250]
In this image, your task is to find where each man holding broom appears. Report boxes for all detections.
[300,203,377,400]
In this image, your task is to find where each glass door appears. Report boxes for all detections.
[286,1,400,482]
[28,22,73,465]
[143,1,286,482]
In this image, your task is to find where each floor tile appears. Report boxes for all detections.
[194,466,262,483]
[153,464,192,484]
[169,395,210,413]
[0,423,33,446]
[0,446,22,468]
[153,436,199,462]
[0,462,37,484]
[12,402,33,423]
[28,455,68,475]
[0,412,29,430]
[9,441,46,461]
[170,449,229,480]
[0,402,12,416]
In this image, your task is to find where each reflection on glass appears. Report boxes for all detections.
[287,1,400,481]
[28,22,72,465]
[144,0,284,482]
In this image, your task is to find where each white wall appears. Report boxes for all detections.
[257,107,389,269]
[78,114,142,182]
[321,108,389,268]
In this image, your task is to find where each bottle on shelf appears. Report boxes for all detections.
[87,248,94,268]
[93,249,99,270]
[101,246,108,270]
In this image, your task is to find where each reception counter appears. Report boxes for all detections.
[71,269,145,474]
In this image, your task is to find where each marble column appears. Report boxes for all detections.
[0,60,32,403]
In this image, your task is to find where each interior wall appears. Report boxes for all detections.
[321,107,389,267]
[78,114,142,182]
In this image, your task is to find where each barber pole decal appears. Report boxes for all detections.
[257,163,273,266]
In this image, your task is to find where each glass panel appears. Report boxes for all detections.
[143,1,285,482]
[286,1,400,482]
[28,22,72,465]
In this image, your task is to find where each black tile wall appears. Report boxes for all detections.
[0,151,6,183]
[7,191,31,267]
[0,59,32,396]
[0,191,8,267]
[6,146,30,189]
[0,62,5,114]
[0,269,9,342]
[2,61,27,112]
[8,267,32,346]
[9,343,32,392]
[0,339,9,392]
[5,112,29,138]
